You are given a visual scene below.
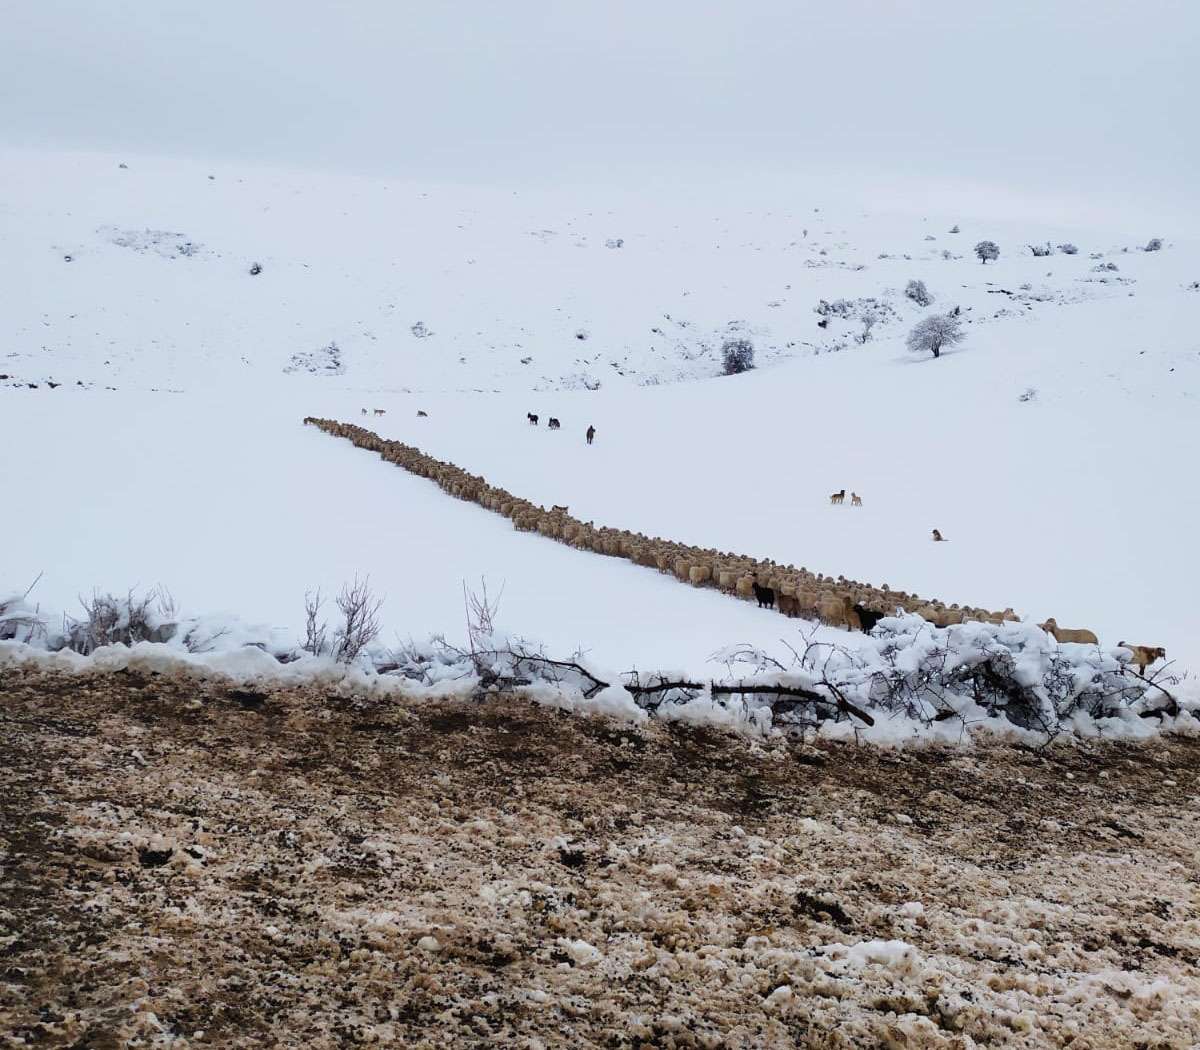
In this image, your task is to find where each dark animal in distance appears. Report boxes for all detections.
[932,528,945,541]
[548,417,561,429]
[527,413,538,425]
[830,489,845,505]
[586,425,595,445]
[853,604,885,633]
[416,410,428,418]
[751,579,775,609]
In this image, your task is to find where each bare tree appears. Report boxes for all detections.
[332,577,383,663]
[463,577,505,675]
[906,313,965,359]
[303,588,328,656]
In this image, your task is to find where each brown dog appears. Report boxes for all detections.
[850,492,862,506]
[1118,642,1166,674]
[373,408,386,416]
[830,489,845,505]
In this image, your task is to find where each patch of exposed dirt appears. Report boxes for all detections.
[1,666,1198,1048]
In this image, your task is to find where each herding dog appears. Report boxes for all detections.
[851,492,862,506]
[1117,642,1167,674]
[830,489,845,505]
[527,413,539,425]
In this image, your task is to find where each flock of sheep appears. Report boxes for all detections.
[303,416,1165,672]
[303,416,1029,628]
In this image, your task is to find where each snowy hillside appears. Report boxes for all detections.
[2,145,1198,696]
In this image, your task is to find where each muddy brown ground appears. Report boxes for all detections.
[1,666,1198,1048]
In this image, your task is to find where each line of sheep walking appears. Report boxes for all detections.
[301,416,1164,670]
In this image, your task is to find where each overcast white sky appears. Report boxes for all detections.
[2,1,1196,218]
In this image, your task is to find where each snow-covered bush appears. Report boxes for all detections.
[64,588,177,655]
[906,313,964,359]
[284,342,343,375]
[905,279,933,307]
[1057,243,1079,255]
[974,240,1000,264]
[721,337,755,375]
[1028,243,1053,257]
[0,591,50,646]
[1144,237,1163,252]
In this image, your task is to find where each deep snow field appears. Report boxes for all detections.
[2,145,1198,696]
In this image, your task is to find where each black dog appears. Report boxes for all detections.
[853,604,885,633]
[751,580,775,609]
[527,413,538,425]
[548,417,561,429]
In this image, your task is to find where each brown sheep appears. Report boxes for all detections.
[1039,618,1099,645]
[776,593,801,618]
[1117,642,1166,674]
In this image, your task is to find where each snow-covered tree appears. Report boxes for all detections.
[721,337,755,375]
[906,313,964,359]
[905,279,932,306]
[975,240,1000,264]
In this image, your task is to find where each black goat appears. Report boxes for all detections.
[527,413,539,425]
[853,604,885,633]
[751,580,775,609]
